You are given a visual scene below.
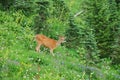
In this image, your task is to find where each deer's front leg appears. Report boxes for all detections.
[36,44,41,52]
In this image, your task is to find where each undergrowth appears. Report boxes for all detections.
[0,2,120,80]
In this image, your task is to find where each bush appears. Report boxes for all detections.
[0,10,34,50]
[81,0,120,64]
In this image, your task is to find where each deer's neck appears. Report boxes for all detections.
[56,39,62,46]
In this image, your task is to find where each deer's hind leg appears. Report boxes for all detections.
[50,49,54,56]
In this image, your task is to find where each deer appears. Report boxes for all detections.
[35,34,65,56]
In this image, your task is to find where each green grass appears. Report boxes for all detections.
[0,1,120,80]
[1,45,119,80]
[0,46,83,80]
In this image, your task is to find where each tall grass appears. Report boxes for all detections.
[0,1,120,80]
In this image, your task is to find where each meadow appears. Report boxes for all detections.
[0,0,120,80]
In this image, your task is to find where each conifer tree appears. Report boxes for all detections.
[65,16,80,49]
[81,0,120,64]
[34,1,50,34]
[65,15,99,61]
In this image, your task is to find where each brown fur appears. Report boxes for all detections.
[35,34,65,56]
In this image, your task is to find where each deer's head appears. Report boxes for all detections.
[58,36,66,43]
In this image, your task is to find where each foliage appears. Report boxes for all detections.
[65,16,80,49]
[0,0,120,80]
[0,10,34,51]
[46,18,68,38]
[33,0,69,37]
[0,0,15,9]
[109,0,120,64]
[14,0,37,15]
[81,0,120,64]
[33,0,50,34]
[52,0,69,21]
[65,16,99,63]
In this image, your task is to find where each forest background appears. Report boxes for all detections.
[0,0,120,80]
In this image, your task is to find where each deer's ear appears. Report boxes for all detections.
[59,36,64,39]
[59,36,62,38]
[64,36,66,39]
